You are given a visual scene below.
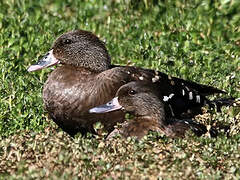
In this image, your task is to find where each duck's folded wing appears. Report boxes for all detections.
[111,64,225,95]
[110,65,232,118]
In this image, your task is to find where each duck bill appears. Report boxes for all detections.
[27,49,60,72]
[89,97,122,113]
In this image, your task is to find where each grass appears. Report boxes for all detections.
[0,0,240,179]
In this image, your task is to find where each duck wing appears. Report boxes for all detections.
[111,64,225,95]
[110,65,232,118]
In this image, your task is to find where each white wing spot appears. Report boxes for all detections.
[196,95,201,103]
[185,86,190,91]
[163,93,174,102]
[182,89,185,96]
[184,121,189,124]
[189,92,193,100]
[163,96,169,102]
[169,93,174,98]
[152,75,160,82]
[139,76,144,80]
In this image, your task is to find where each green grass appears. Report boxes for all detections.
[0,0,240,179]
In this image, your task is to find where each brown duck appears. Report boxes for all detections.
[90,81,214,139]
[28,30,232,136]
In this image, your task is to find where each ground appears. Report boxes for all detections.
[0,0,240,179]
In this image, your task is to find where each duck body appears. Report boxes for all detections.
[90,81,211,139]
[42,64,150,135]
[43,64,216,135]
[43,65,128,135]
[28,30,232,136]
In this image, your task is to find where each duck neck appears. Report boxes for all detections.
[67,55,111,73]
[151,109,167,127]
[82,54,111,73]
[136,102,167,127]
[56,45,112,72]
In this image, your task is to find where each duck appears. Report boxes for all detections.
[27,30,232,136]
[89,81,212,139]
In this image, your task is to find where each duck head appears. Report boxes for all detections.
[89,81,165,117]
[28,30,111,72]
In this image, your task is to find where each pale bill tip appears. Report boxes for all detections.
[27,49,59,72]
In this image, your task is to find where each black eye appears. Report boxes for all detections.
[63,39,72,44]
[128,90,136,96]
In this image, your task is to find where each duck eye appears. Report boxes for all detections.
[107,102,112,106]
[128,90,136,96]
[64,39,72,44]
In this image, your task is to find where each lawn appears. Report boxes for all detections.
[0,0,240,179]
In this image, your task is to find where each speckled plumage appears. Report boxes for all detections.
[102,82,210,139]
[29,30,231,136]
[43,65,129,135]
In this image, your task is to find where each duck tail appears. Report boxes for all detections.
[171,77,226,96]
[166,119,218,138]
[209,97,240,112]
